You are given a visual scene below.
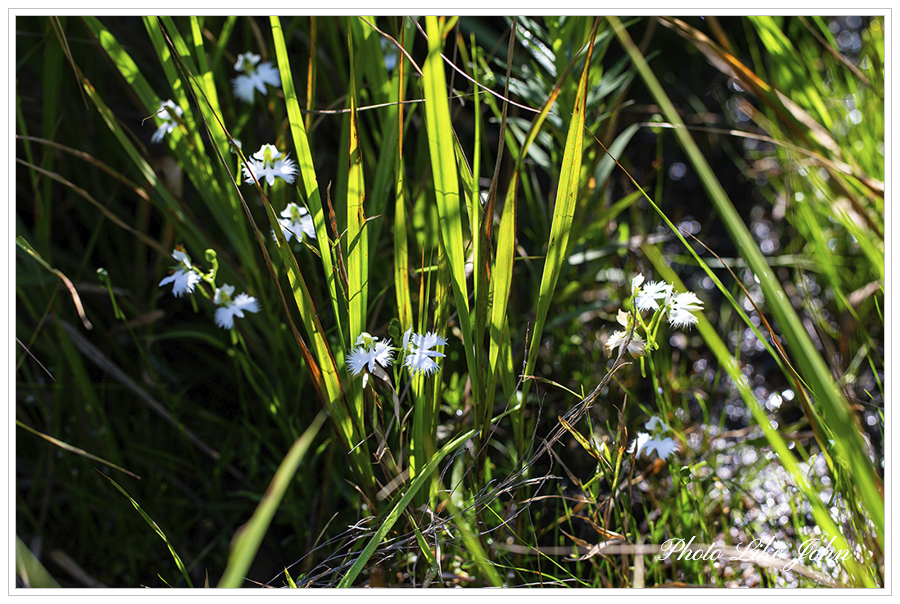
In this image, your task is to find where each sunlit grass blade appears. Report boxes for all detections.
[422,15,483,410]
[188,16,228,154]
[392,27,413,331]
[611,15,883,546]
[346,21,368,344]
[16,536,61,588]
[270,16,346,348]
[217,411,326,588]
[521,19,597,409]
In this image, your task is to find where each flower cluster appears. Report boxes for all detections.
[150,100,183,144]
[243,144,298,186]
[158,248,259,330]
[274,203,316,243]
[629,416,678,460]
[232,52,281,103]
[347,328,448,381]
[605,274,704,358]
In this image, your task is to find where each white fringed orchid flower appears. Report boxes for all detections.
[667,291,704,330]
[347,333,394,379]
[159,249,201,297]
[604,310,647,358]
[242,144,298,186]
[232,52,281,103]
[274,203,316,242]
[402,328,448,377]
[629,416,678,460]
[213,284,260,329]
[150,100,183,144]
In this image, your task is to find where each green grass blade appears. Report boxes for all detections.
[188,16,227,154]
[393,42,413,330]
[16,536,61,588]
[217,411,326,588]
[17,420,140,480]
[270,16,346,347]
[346,22,368,343]
[521,20,596,400]
[422,16,482,403]
[100,472,193,587]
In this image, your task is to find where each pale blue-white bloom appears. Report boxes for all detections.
[402,328,448,377]
[381,37,399,71]
[243,144,298,186]
[150,100,183,143]
[273,203,316,242]
[213,284,260,329]
[604,310,646,358]
[232,52,281,103]
[635,280,672,312]
[644,416,668,432]
[347,333,394,376]
[629,433,678,459]
[631,274,645,293]
[667,291,704,330]
[629,416,678,459]
[159,249,201,297]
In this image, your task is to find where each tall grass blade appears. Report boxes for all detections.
[521,19,597,408]
[16,536,61,588]
[100,472,194,588]
[217,411,326,588]
[270,16,347,347]
[422,16,482,404]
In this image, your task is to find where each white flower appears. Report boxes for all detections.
[213,283,260,329]
[667,291,704,330]
[631,274,645,293]
[347,332,394,376]
[629,433,678,459]
[150,100,183,143]
[629,416,678,459]
[232,52,281,103]
[604,330,647,358]
[644,416,669,432]
[243,143,298,186]
[171,249,192,269]
[402,328,448,377]
[635,280,672,312]
[604,310,646,358]
[273,203,316,242]
[159,249,201,297]
[159,269,201,298]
